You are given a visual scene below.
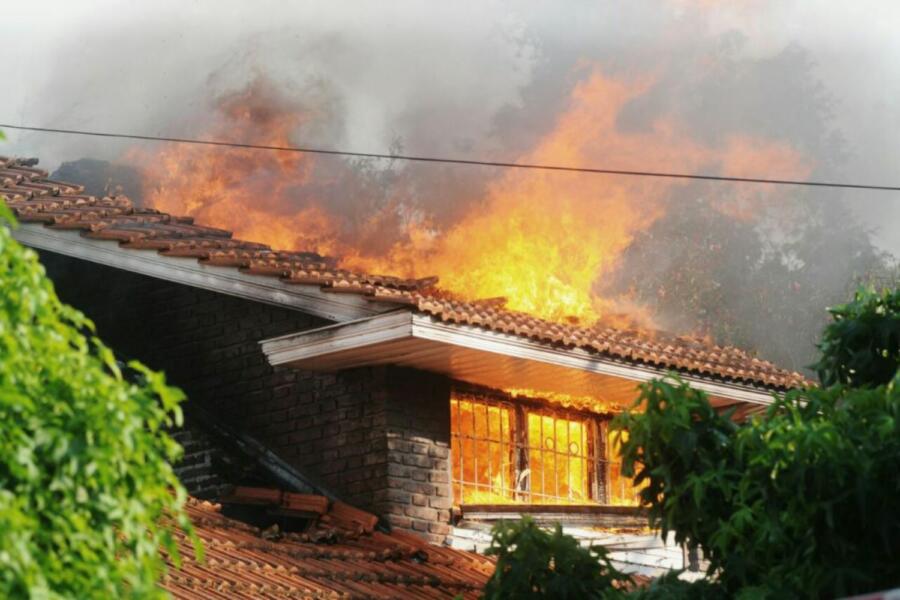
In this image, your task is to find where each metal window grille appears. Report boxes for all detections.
[525,411,594,504]
[450,396,518,504]
[451,391,647,506]
[605,427,645,506]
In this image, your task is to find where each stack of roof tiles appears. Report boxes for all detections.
[166,493,495,599]
[0,155,809,390]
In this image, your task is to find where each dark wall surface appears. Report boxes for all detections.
[38,251,453,541]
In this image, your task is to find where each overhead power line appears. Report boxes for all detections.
[2,122,898,192]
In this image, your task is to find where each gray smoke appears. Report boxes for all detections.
[2,0,899,371]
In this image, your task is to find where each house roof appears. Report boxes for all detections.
[165,493,494,599]
[1,155,809,391]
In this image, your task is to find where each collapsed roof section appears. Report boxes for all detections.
[1,155,810,399]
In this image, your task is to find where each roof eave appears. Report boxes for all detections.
[260,311,782,408]
[13,223,393,322]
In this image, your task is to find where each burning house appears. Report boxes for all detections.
[0,153,808,583]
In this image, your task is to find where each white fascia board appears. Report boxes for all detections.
[261,311,780,406]
[410,316,779,404]
[13,223,389,322]
[261,310,415,365]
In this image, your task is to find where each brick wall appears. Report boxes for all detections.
[38,251,453,542]
[170,423,233,499]
[380,369,453,543]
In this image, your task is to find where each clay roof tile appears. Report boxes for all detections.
[1,157,811,390]
[162,489,492,598]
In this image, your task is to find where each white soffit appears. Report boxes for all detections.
[260,311,779,408]
[13,224,393,322]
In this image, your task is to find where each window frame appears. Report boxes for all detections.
[450,388,627,506]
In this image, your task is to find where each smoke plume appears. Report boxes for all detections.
[3,0,898,372]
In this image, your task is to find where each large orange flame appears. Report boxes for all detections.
[125,70,810,507]
[128,78,346,256]
[126,68,810,326]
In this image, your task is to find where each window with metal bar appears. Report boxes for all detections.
[450,390,643,507]
[450,395,518,504]
[525,411,592,503]
[605,428,645,506]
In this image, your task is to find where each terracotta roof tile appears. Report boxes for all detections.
[164,495,494,599]
[0,155,811,390]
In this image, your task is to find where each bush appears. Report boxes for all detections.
[614,286,900,598]
[482,517,629,599]
[482,286,900,598]
[0,203,195,598]
[627,571,728,600]
[812,287,900,387]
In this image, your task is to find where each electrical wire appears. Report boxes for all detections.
[2,122,898,192]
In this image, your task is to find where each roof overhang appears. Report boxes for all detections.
[13,223,392,322]
[260,311,779,409]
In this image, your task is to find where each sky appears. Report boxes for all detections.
[2,0,899,253]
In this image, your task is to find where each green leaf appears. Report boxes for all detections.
[0,208,198,597]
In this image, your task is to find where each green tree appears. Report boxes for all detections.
[0,199,196,597]
[812,287,900,387]
[615,286,900,598]
[482,286,900,598]
[482,517,629,599]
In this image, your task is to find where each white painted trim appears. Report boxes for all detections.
[262,310,414,364]
[260,312,781,406]
[13,223,390,322]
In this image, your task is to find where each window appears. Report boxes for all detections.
[526,411,592,503]
[450,396,517,504]
[606,429,644,506]
[450,390,641,506]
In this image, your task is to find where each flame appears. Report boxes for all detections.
[126,68,810,328]
[506,388,625,415]
[127,78,345,255]
[607,429,645,506]
[450,393,644,506]
[346,71,809,324]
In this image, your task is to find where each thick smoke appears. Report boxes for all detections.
[2,0,898,373]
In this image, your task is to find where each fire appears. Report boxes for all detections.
[506,388,625,415]
[127,78,345,256]
[352,71,810,324]
[450,393,644,506]
[606,429,645,507]
[126,68,809,327]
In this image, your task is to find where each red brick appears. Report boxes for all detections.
[428,522,451,535]
[429,496,453,510]
[404,506,438,521]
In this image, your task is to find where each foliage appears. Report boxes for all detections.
[812,286,900,387]
[482,517,629,599]
[613,378,739,552]
[0,203,196,598]
[613,285,900,598]
[481,285,900,598]
[627,571,727,600]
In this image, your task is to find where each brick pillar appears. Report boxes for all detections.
[374,367,453,544]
